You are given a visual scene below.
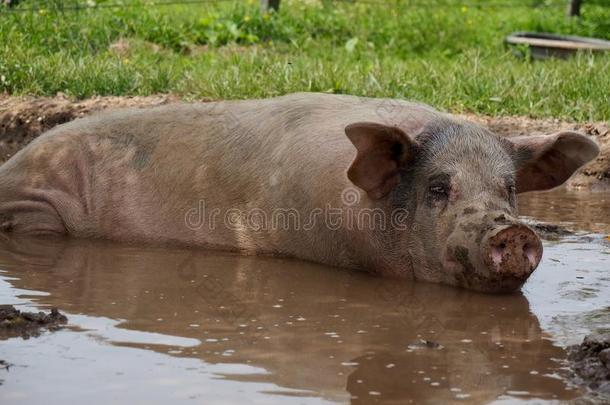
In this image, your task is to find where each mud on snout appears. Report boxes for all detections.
[444,212,543,293]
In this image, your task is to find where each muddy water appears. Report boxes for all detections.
[519,188,610,234]
[0,190,609,404]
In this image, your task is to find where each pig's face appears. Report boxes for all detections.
[345,120,599,292]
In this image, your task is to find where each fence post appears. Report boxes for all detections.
[260,0,280,13]
[567,0,582,17]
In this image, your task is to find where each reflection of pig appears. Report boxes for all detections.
[0,238,578,403]
[0,94,598,291]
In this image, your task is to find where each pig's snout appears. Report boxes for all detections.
[483,225,542,279]
[444,214,544,292]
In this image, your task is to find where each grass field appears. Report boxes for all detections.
[1,0,609,120]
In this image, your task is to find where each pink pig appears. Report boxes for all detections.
[0,93,599,292]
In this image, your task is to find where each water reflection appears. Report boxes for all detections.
[518,188,610,234]
[0,236,579,404]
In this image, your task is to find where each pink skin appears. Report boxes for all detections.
[486,225,543,276]
[0,93,600,293]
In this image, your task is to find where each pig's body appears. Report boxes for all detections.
[0,93,598,292]
[0,94,437,266]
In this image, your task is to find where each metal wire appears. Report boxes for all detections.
[0,0,239,13]
[0,0,573,14]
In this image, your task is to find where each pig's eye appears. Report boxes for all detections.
[428,184,450,199]
[508,184,516,195]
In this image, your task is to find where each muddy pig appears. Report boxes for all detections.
[0,93,599,292]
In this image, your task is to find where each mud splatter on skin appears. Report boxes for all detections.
[459,213,516,245]
[459,221,490,245]
[451,245,527,292]
[494,214,506,222]
[454,246,474,273]
[463,207,477,215]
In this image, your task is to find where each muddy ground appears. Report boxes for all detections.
[0,305,68,386]
[0,305,67,340]
[569,334,610,401]
[0,94,608,189]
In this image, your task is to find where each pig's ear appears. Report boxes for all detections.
[507,131,599,194]
[345,122,419,199]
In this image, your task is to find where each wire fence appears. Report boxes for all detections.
[0,0,594,14]
[1,0,235,12]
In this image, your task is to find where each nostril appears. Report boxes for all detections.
[491,245,504,265]
[523,243,540,268]
[491,241,508,263]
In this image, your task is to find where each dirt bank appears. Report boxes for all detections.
[1,94,608,189]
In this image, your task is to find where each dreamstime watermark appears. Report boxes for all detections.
[184,187,411,232]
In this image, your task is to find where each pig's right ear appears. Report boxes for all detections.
[345,122,419,199]
[507,131,599,193]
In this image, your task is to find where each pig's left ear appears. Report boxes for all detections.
[507,131,599,194]
[345,122,419,199]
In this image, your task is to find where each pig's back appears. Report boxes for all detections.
[33,92,441,171]
[1,93,443,246]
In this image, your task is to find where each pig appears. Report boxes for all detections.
[0,93,599,292]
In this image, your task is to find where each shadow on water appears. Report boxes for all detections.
[0,232,588,404]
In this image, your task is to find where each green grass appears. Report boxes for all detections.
[1,0,609,120]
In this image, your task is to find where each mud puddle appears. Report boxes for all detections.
[0,189,608,404]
